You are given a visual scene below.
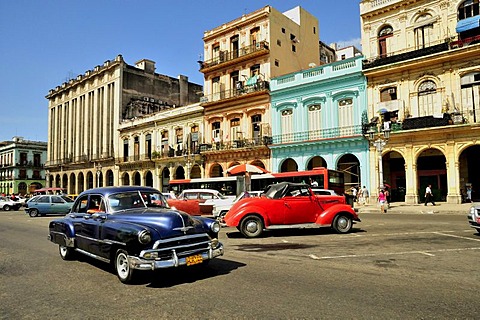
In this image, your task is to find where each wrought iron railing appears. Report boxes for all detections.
[270,125,364,145]
[199,137,270,152]
[199,41,269,70]
[201,80,269,103]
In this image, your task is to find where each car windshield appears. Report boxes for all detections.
[108,191,169,212]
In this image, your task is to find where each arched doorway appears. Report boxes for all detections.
[280,158,298,172]
[62,174,68,190]
[162,168,170,192]
[77,172,85,193]
[250,160,266,170]
[55,175,61,188]
[69,173,76,194]
[210,163,224,177]
[307,156,327,170]
[337,154,360,190]
[459,145,480,201]
[87,172,94,189]
[29,182,42,194]
[190,164,201,178]
[417,148,447,202]
[133,172,141,186]
[383,151,406,202]
[106,170,114,186]
[176,166,186,180]
[145,171,153,187]
[122,173,130,186]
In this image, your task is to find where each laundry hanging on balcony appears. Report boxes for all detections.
[246,75,258,86]
[456,16,480,33]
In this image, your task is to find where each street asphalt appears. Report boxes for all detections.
[355,201,476,215]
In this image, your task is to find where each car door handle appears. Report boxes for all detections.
[284,202,290,208]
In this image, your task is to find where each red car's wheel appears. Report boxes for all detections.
[332,214,352,233]
[240,215,264,238]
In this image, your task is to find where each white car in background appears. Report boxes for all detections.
[311,189,338,196]
[210,190,263,218]
[0,196,22,211]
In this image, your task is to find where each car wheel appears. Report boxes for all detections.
[59,245,74,260]
[29,209,39,217]
[240,215,264,238]
[3,205,11,211]
[115,249,135,284]
[332,214,353,233]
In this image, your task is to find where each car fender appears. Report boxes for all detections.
[49,219,76,247]
[224,204,269,227]
[315,204,358,225]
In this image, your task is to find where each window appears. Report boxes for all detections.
[378,25,393,58]
[161,131,169,156]
[145,134,152,158]
[275,59,279,67]
[292,44,296,52]
[338,98,354,135]
[134,136,139,161]
[51,196,65,204]
[281,109,294,143]
[341,54,346,60]
[458,0,480,20]
[252,114,262,144]
[123,139,129,161]
[212,121,221,142]
[380,87,397,101]
[230,118,240,141]
[231,35,239,58]
[290,34,296,41]
[212,77,220,101]
[414,14,434,49]
[282,27,285,33]
[308,104,322,139]
[417,80,437,117]
[212,43,220,62]
[313,26,316,34]
[176,128,183,155]
[277,39,282,46]
[250,27,259,47]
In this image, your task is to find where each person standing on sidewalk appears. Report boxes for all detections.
[361,186,369,205]
[378,189,387,213]
[424,184,435,206]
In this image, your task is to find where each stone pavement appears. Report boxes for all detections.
[355,201,477,215]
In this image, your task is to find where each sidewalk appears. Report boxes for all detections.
[355,201,476,215]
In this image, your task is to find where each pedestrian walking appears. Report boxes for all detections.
[361,186,369,205]
[424,184,435,206]
[466,185,473,203]
[378,189,387,213]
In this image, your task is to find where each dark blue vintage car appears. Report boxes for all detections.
[48,186,224,283]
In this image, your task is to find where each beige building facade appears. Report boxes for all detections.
[45,55,202,194]
[360,0,480,203]
[199,5,321,177]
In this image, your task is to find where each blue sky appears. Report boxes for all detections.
[0,0,361,142]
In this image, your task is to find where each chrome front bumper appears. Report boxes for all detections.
[128,243,224,271]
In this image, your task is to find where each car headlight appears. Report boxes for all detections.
[470,207,477,215]
[138,230,152,244]
[211,221,221,233]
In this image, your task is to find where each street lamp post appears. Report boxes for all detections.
[96,164,102,188]
[366,126,391,191]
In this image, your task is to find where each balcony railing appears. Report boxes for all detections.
[199,41,269,71]
[363,42,450,69]
[201,80,269,104]
[270,125,363,145]
[199,137,270,152]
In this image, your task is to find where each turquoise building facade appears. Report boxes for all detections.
[269,56,369,190]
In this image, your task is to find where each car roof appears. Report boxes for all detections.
[78,186,160,197]
[180,189,219,193]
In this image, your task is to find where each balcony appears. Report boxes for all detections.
[199,137,270,153]
[363,42,450,69]
[15,161,44,168]
[201,80,269,104]
[199,41,269,72]
[270,125,363,145]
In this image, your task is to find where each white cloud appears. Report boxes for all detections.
[335,37,362,51]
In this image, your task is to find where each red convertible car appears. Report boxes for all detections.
[223,182,360,238]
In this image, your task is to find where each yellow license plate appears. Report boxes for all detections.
[186,254,203,266]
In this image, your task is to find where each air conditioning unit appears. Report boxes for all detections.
[388,88,396,94]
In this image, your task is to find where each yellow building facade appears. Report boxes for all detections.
[360,0,480,203]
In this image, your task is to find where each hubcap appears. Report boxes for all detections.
[246,221,258,233]
[117,254,129,279]
[337,217,349,230]
[60,246,67,256]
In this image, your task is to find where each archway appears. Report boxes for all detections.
[176,166,186,180]
[106,170,114,186]
[417,148,447,202]
[145,171,153,187]
[87,172,94,189]
[122,172,130,186]
[62,173,68,190]
[161,168,170,192]
[459,145,480,201]
[77,172,85,193]
[337,154,360,191]
[191,164,202,179]
[250,160,266,169]
[383,151,406,202]
[69,173,76,194]
[29,182,42,194]
[280,158,298,172]
[210,163,224,177]
[306,156,327,170]
[134,172,141,186]
[55,174,61,188]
